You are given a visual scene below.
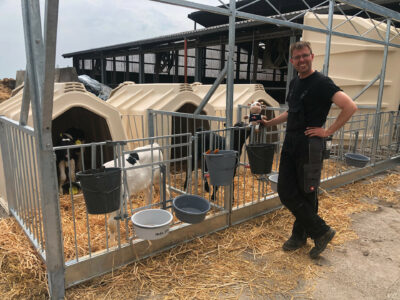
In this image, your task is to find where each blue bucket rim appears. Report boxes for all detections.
[345,153,370,162]
[77,167,121,177]
[173,194,211,215]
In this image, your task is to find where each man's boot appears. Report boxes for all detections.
[282,234,307,251]
[309,228,336,259]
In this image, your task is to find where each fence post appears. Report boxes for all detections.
[21,0,65,298]
[372,19,391,162]
[322,0,334,76]
[147,109,155,138]
[224,0,236,224]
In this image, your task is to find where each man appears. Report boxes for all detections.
[260,41,357,258]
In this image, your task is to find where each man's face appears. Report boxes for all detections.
[290,47,314,78]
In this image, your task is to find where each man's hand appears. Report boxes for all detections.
[259,111,288,127]
[305,127,331,137]
[259,116,271,126]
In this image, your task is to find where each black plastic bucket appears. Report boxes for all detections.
[246,144,275,174]
[76,167,121,214]
[204,150,237,186]
[173,194,210,224]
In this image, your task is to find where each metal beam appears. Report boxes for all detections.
[352,73,381,101]
[236,46,241,80]
[372,18,392,161]
[21,1,65,299]
[226,0,235,130]
[174,50,179,82]
[150,0,230,17]
[125,55,130,81]
[41,0,59,140]
[234,9,400,48]
[224,0,236,217]
[251,39,258,83]
[139,52,145,83]
[150,1,400,49]
[194,46,205,82]
[21,0,44,141]
[194,65,227,115]
[285,35,298,100]
[322,0,335,76]
[340,0,400,22]
[376,18,391,116]
[101,56,107,84]
[19,71,30,126]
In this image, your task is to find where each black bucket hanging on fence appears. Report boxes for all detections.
[204,150,237,186]
[76,167,121,214]
[246,144,275,174]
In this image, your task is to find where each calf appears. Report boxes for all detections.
[184,122,250,200]
[55,128,85,194]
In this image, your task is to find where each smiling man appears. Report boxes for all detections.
[260,41,357,259]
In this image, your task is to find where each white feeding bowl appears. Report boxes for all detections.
[268,174,279,193]
[131,209,173,240]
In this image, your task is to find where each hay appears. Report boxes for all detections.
[0,219,48,299]
[0,78,13,102]
[0,171,398,299]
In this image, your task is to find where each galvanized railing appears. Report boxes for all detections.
[0,117,45,260]
[0,110,399,290]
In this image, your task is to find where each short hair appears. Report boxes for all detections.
[290,41,313,57]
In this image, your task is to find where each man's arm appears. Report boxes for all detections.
[305,91,358,137]
[260,111,288,126]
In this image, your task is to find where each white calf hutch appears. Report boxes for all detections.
[191,83,280,121]
[107,82,216,141]
[303,12,400,115]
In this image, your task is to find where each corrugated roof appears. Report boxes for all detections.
[63,0,400,59]
[62,6,312,58]
[63,19,260,58]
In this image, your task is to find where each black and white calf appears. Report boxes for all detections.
[55,128,85,194]
[184,122,250,200]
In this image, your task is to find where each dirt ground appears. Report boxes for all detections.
[306,167,400,300]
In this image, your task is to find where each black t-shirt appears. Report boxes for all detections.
[286,71,341,132]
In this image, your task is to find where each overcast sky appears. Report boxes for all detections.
[0,0,218,79]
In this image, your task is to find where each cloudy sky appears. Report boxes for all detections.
[0,0,218,79]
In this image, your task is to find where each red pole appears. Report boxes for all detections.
[184,38,188,84]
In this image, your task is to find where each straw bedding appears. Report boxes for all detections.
[0,78,12,102]
[0,171,398,299]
